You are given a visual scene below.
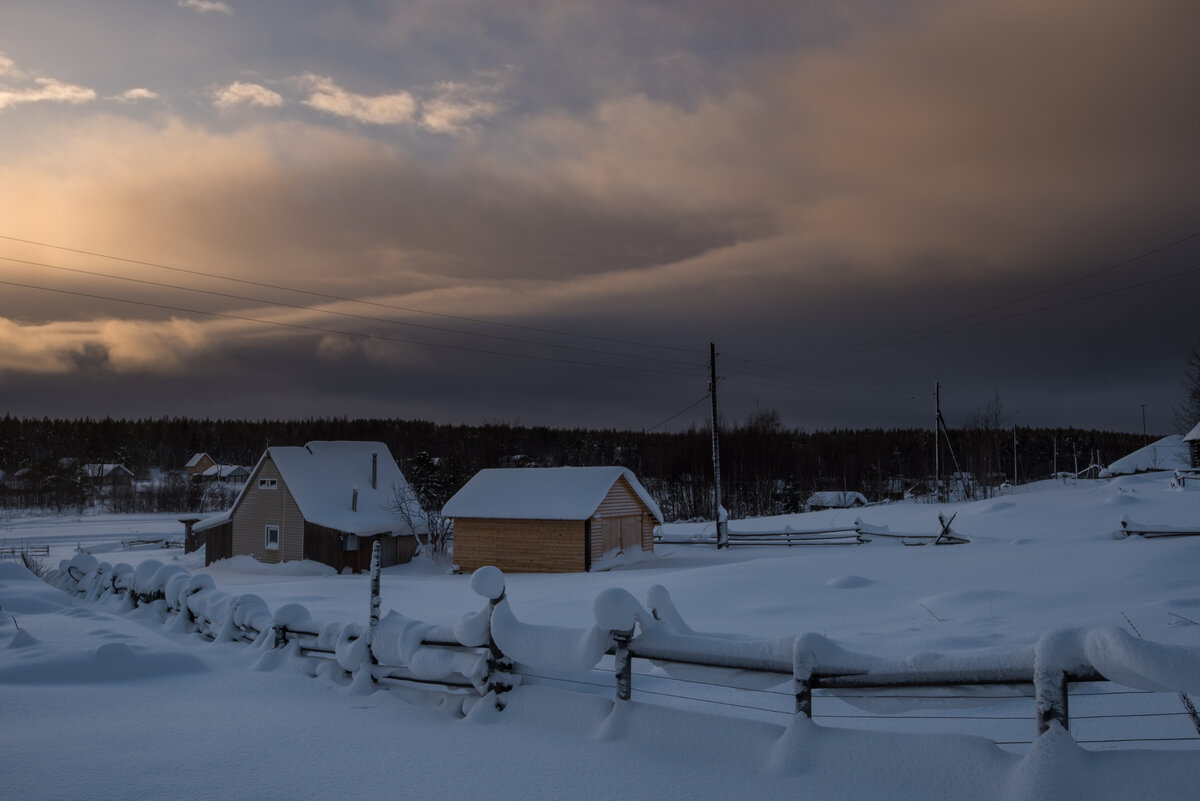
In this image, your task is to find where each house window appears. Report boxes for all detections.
[265,525,280,550]
[259,478,278,490]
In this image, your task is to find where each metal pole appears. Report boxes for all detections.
[711,343,728,548]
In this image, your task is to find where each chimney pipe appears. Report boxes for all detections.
[352,488,358,512]
[371,453,377,490]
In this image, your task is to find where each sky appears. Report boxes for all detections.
[1,0,1198,435]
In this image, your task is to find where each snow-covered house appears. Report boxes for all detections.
[199,464,250,484]
[81,463,135,490]
[805,491,868,511]
[1099,435,1190,477]
[185,452,216,477]
[1184,423,1200,470]
[192,441,425,572]
[442,467,663,573]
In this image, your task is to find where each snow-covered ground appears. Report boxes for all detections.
[3,472,1200,800]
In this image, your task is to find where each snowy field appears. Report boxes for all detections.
[3,472,1200,800]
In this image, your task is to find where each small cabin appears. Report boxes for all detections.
[190,441,425,572]
[442,467,663,573]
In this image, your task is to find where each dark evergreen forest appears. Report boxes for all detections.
[0,414,1148,520]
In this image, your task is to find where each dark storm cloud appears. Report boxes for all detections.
[1,0,1198,432]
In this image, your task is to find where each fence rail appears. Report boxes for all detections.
[42,544,1200,750]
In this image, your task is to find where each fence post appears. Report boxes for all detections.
[366,540,381,665]
[1036,670,1070,735]
[470,566,514,710]
[792,638,813,719]
[612,628,635,702]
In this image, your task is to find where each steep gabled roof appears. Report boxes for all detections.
[185,452,212,468]
[442,466,663,523]
[1184,422,1200,443]
[211,441,424,537]
[270,441,424,536]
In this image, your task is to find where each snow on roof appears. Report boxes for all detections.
[185,452,211,468]
[81,464,133,478]
[442,467,663,523]
[806,491,868,508]
[1099,435,1190,477]
[263,441,423,536]
[1184,422,1200,443]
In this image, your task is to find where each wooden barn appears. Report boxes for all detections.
[442,466,663,573]
[188,441,425,572]
[1185,422,1200,470]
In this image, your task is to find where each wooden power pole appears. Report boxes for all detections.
[711,343,728,548]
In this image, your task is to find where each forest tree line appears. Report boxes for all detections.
[0,413,1151,520]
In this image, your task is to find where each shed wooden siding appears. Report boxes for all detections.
[589,476,656,556]
[232,457,303,564]
[453,518,586,573]
[204,521,233,565]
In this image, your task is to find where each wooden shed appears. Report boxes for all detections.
[1185,422,1200,470]
[442,467,663,573]
[189,441,425,572]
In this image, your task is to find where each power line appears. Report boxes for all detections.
[0,254,703,370]
[0,233,704,356]
[0,278,708,380]
[644,393,711,433]
[732,227,1200,373]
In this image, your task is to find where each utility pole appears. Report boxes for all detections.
[1140,404,1147,441]
[1012,426,1018,486]
[711,343,728,548]
[934,382,941,502]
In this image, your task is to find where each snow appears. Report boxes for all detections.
[441,466,664,522]
[2,472,1200,799]
[806,490,868,509]
[1100,435,1190,477]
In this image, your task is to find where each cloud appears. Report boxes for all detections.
[0,316,209,375]
[112,88,159,103]
[213,81,284,109]
[0,77,96,111]
[299,74,417,125]
[420,80,502,135]
[178,0,232,14]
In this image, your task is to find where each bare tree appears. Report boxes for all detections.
[389,451,454,562]
[1173,338,1200,433]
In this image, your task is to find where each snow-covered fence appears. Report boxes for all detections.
[41,554,1200,747]
[662,512,969,547]
[1117,516,1200,539]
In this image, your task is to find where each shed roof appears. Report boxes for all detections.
[1184,422,1200,443]
[442,466,663,523]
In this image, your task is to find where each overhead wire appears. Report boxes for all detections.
[0,254,703,370]
[0,278,708,380]
[728,227,1200,375]
[0,233,704,355]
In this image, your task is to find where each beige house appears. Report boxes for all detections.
[442,467,663,573]
[191,441,425,572]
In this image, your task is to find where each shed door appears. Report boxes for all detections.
[603,516,642,555]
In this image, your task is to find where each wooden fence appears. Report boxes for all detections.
[47,542,1200,748]
[661,512,969,547]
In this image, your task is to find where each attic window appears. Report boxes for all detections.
[265,525,280,550]
[258,478,278,490]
